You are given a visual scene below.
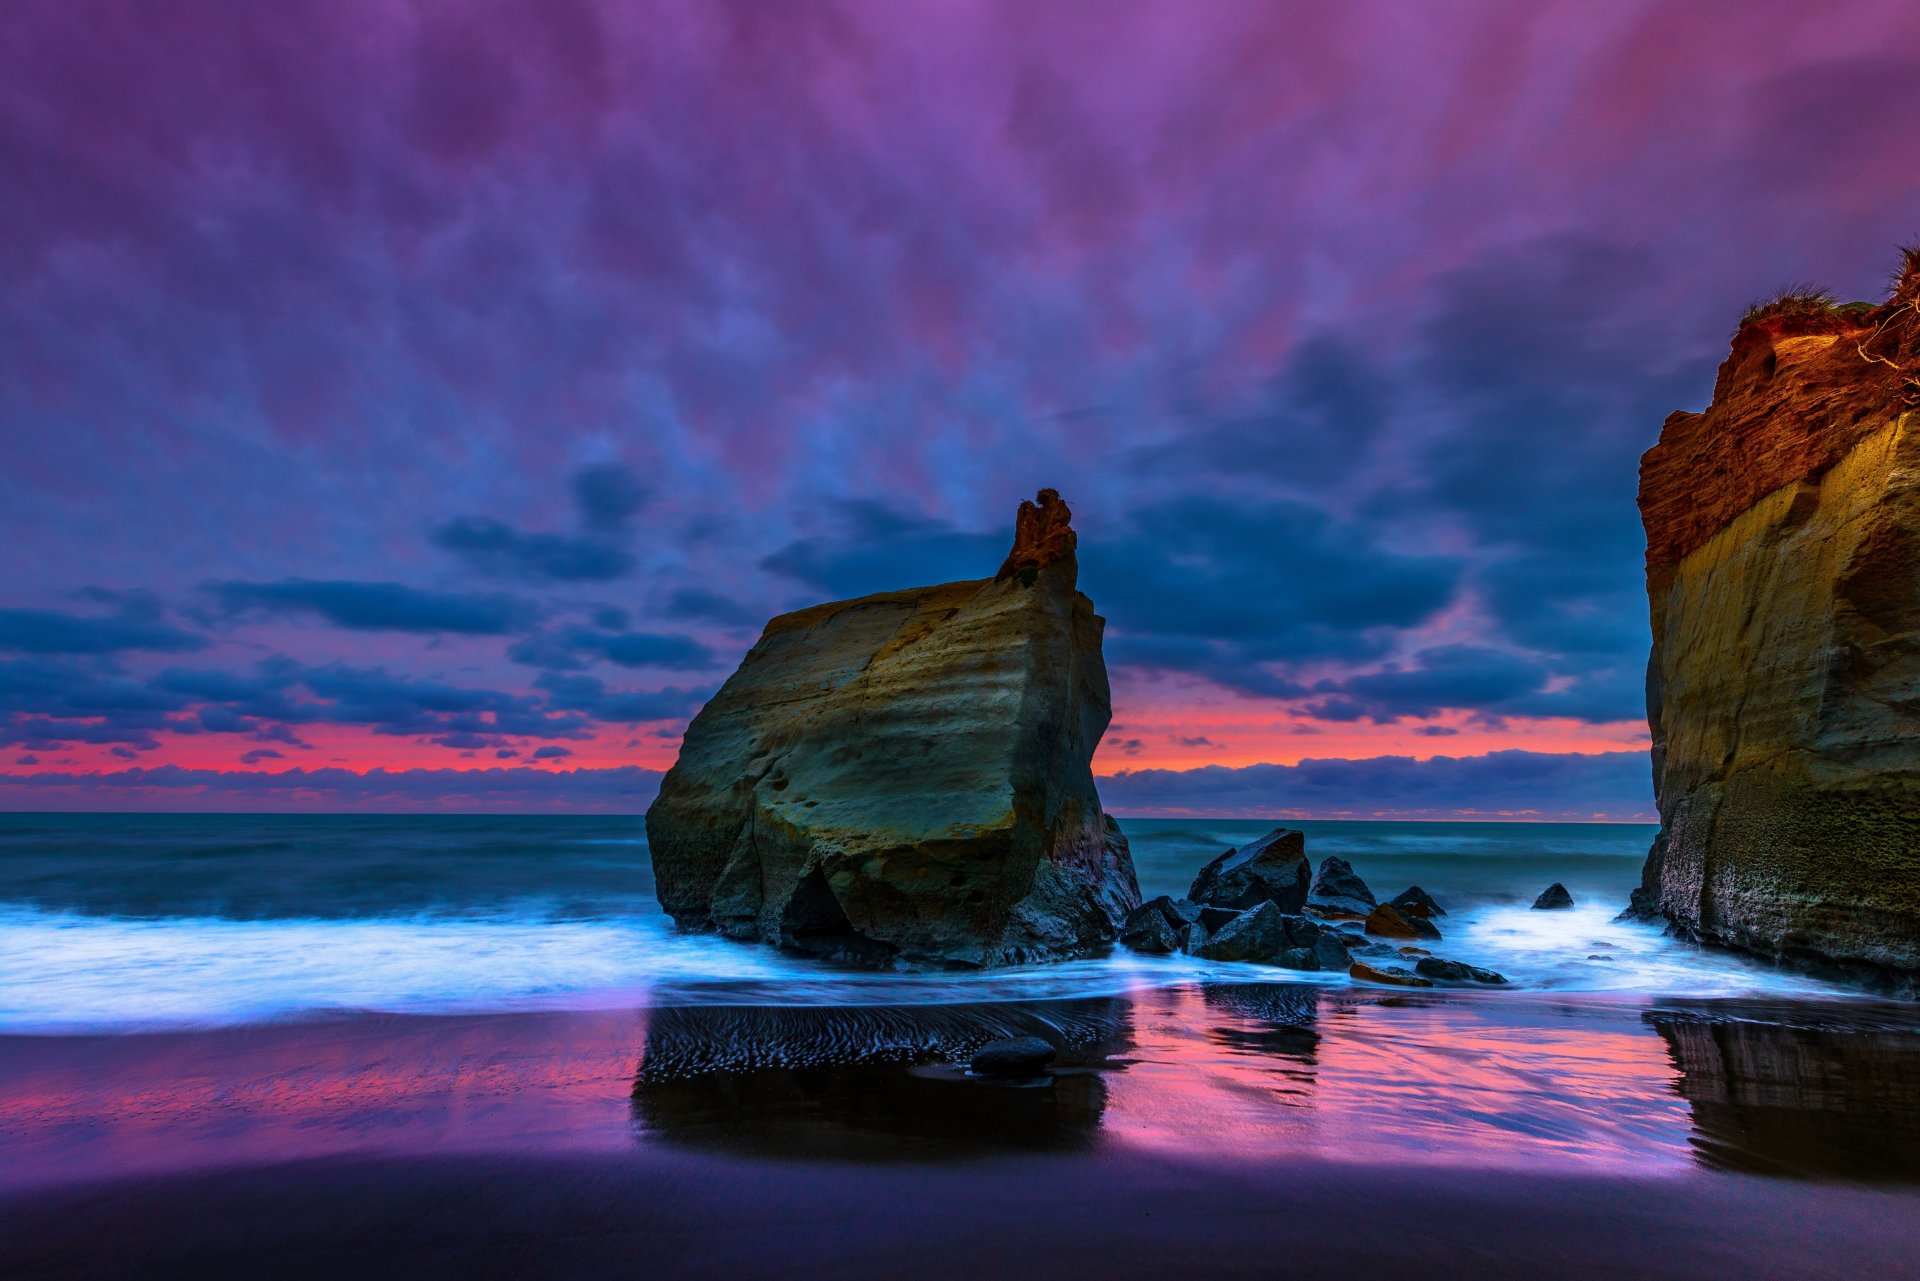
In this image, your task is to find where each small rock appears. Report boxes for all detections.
[1532,883,1575,910]
[1587,954,1615,962]
[1414,957,1509,984]
[1349,960,1433,988]
[1121,896,1205,953]
[1307,856,1377,918]
[1119,906,1183,954]
[1188,828,1311,913]
[1398,946,1431,958]
[970,1036,1057,1076]
[1365,902,1442,940]
[1198,904,1243,934]
[1388,886,1446,918]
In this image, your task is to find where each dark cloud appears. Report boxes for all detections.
[532,673,703,724]
[207,579,532,634]
[572,462,650,534]
[239,747,283,764]
[0,602,205,655]
[762,500,1005,600]
[431,517,635,582]
[507,625,713,672]
[532,745,573,760]
[1102,750,1653,820]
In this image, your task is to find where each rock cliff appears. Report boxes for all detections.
[646,489,1141,967]
[1632,249,1920,988]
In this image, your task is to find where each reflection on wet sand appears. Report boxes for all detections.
[4,987,1920,1193]
[1649,1000,1920,1181]
[630,999,1132,1159]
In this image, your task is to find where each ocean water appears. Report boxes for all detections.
[0,813,1859,1033]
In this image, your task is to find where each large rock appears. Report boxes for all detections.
[645,489,1142,967]
[1194,902,1351,970]
[1188,828,1311,913]
[1306,855,1376,918]
[1633,253,1920,988]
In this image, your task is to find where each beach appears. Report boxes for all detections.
[7,989,1920,1279]
[5,815,1920,1277]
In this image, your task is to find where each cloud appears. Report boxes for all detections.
[206,579,532,634]
[572,462,650,533]
[508,625,713,672]
[0,602,205,655]
[431,517,635,582]
[1101,750,1654,820]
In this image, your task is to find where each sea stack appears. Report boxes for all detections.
[1633,249,1920,987]
[645,489,1142,967]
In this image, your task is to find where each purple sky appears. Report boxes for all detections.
[3,0,1918,816]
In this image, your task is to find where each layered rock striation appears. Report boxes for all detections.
[1633,252,1920,987]
[645,489,1141,967]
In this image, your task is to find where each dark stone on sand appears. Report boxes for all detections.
[1415,957,1508,985]
[1189,828,1311,913]
[1349,960,1433,988]
[1390,886,1446,918]
[1307,856,1377,918]
[1533,883,1575,910]
[1365,902,1442,940]
[970,1036,1057,1076]
[1195,902,1348,970]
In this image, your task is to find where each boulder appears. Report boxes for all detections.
[1365,902,1441,940]
[1349,960,1433,988]
[1119,906,1183,954]
[1634,255,1920,986]
[645,489,1142,967]
[1389,886,1446,918]
[1197,905,1243,934]
[970,1036,1057,1076]
[1120,896,1204,954]
[1414,957,1509,985]
[1306,856,1377,918]
[1194,902,1349,970]
[1532,883,1575,910]
[1188,827,1311,913]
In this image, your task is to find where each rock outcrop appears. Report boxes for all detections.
[1633,251,1920,988]
[645,489,1141,967]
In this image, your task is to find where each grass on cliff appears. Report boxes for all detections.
[1738,286,1840,331]
[1895,242,1920,301]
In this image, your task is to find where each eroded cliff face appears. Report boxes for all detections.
[1634,256,1920,986]
[646,489,1141,967]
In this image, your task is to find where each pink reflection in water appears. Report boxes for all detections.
[1106,987,1692,1171]
[0,990,1708,1190]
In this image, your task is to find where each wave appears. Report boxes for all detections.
[0,895,1859,1036]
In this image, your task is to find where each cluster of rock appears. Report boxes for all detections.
[1631,250,1920,990]
[1118,827,1508,989]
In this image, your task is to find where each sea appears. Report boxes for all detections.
[0,813,1861,1034]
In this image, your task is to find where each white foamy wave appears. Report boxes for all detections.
[0,896,1861,1035]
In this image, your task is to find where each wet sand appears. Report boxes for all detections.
[5,986,1920,1278]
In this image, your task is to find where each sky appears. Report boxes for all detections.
[3,0,1918,818]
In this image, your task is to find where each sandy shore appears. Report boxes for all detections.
[5,987,1919,1278]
